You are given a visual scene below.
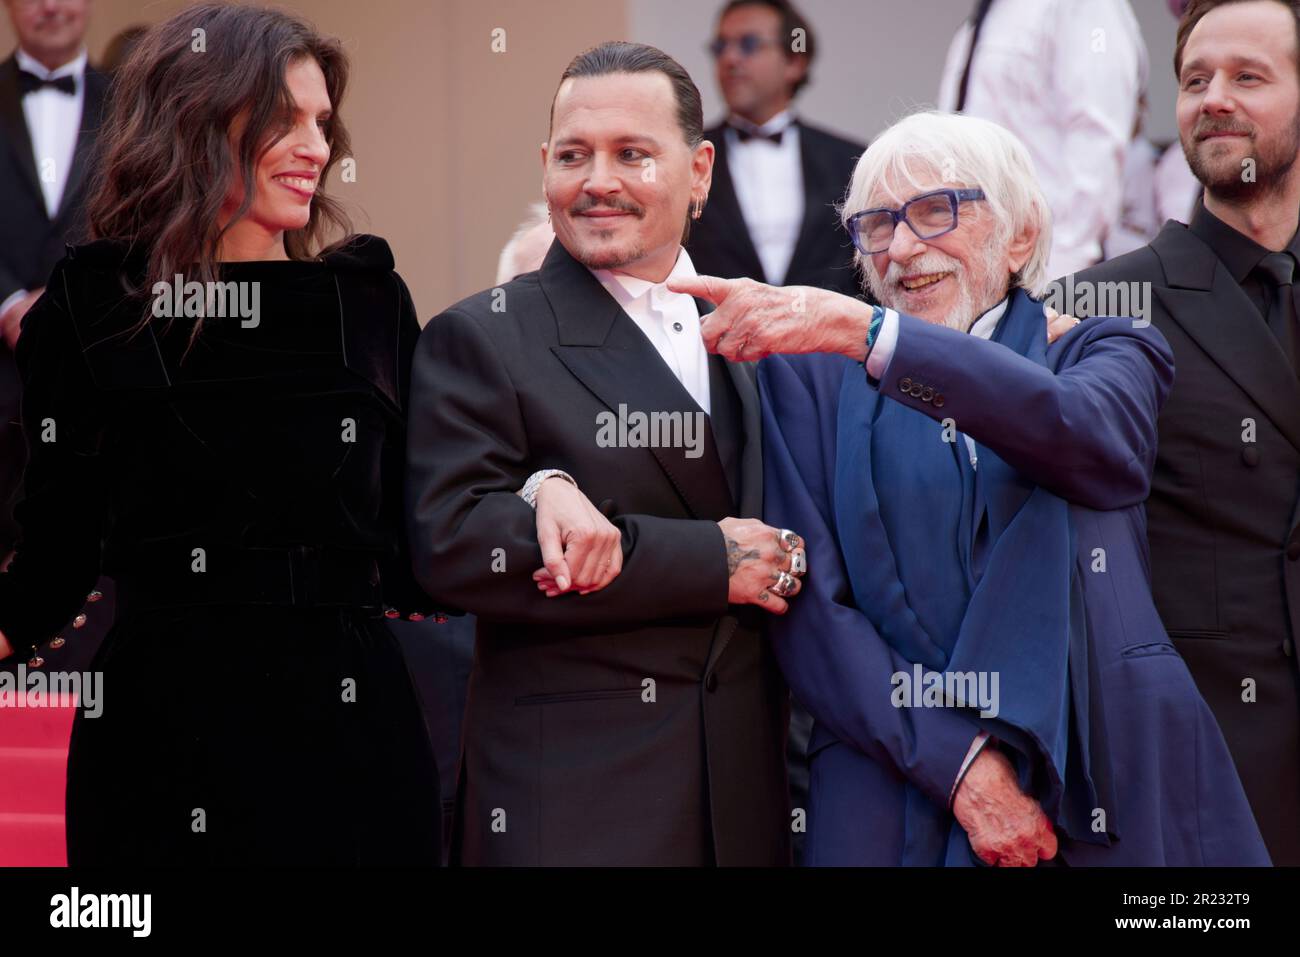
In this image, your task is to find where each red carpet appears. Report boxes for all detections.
[0,693,75,866]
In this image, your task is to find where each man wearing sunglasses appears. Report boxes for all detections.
[686,0,864,300]
[670,110,1268,866]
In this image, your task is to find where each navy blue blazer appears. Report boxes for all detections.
[759,290,1269,865]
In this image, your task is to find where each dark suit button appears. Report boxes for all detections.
[899,377,913,393]
[1284,638,1295,657]
[909,383,924,398]
[933,394,946,408]
[921,386,934,402]
[1242,446,1260,467]
[1288,541,1300,561]
[704,673,718,692]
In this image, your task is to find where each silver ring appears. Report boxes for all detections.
[790,549,807,576]
[778,529,800,552]
[772,570,798,597]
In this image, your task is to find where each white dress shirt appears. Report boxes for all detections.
[866,296,1010,469]
[16,46,86,220]
[725,109,804,286]
[938,0,1143,277]
[590,248,712,414]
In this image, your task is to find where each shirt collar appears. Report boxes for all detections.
[591,247,698,307]
[968,295,1009,340]
[1189,198,1300,282]
[728,109,795,138]
[17,47,88,82]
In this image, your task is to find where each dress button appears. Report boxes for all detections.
[49,636,65,649]
[909,383,924,398]
[921,386,934,402]
[72,613,87,629]
[933,394,946,408]
[1288,540,1300,561]
[704,673,718,692]
[1242,446,1260,467]
[899,377,913,392]
[86,590,103,603]
[673,321,683,333]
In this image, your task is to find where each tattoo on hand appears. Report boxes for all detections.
[725,536,762,576]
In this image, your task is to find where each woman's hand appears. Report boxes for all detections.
[532,477,623,597]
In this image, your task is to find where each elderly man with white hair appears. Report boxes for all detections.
[671,110,1268,866]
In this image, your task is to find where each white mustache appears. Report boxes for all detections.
[877,252,964,296]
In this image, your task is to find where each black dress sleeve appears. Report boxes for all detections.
[0,262,109,659]
[376,271,448,620]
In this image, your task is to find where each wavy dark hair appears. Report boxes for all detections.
[86,3,353,346]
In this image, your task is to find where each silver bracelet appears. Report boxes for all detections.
[517,468,577,508]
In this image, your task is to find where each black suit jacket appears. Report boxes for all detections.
[1070,222,1300,863]
[686,118,864,298]
[406,240,790,865]
[0,55,110,553]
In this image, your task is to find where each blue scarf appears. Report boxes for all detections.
[832,290,1115,864]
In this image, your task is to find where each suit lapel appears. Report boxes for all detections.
[0,56,45,215]
[703,125,767,281]
[541,241,736,520]
[57,66,105,224]
[784,121,831,284]
[1151,223,1300,455]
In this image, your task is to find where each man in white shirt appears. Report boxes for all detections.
[0,0,110,670]
[938,0,1145,278]
[687,0,864,299]
[406,41,803,865]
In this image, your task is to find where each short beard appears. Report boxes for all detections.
[572,240,648,271]
[864,240,1009,332]
[1184,110,1300,204]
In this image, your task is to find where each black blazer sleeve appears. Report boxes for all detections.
[405,306,730,628]
[376,271,443,619]
[0,262,108,657]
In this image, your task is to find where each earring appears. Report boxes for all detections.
[691,199,704,220]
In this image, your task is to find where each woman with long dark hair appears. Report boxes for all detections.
[0,3,443,865]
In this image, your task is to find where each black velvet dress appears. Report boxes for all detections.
[0,235,443,865]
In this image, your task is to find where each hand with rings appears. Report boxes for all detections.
[717,517,807,615]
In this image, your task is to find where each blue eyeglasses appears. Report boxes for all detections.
[708,33,778,58]
[846,188,986,255]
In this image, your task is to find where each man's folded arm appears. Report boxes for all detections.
[874,313,1173,510]
[405,307,729,628]
[759,356,988,808]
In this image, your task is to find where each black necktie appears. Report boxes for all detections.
[1256,251,1299,375]
[17,70,76,96]
[955,0,995,113]
[733,126,784,146]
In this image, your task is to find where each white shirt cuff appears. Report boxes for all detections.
[864,307,900,381]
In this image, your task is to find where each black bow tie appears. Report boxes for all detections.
[733,125,784,146]
[17,70,76,97]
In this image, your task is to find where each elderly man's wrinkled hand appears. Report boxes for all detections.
[668,274,868,362]
[952,746,1059,867]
